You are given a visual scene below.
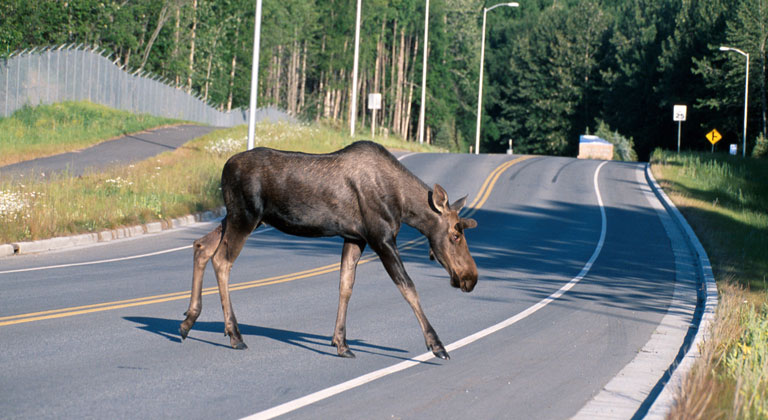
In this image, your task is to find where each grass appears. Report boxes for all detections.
[0,119,443,244]
[0,101,181,166]
[651,150,768,419]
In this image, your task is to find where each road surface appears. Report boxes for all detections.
[0,152,697,419]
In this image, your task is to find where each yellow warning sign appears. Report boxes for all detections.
[706,129,722,145]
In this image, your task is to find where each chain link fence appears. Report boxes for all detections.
[0,44,288,127]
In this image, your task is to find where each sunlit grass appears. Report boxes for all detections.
[0,101,181,166]
[0,120,442,244]
[652,150,768,420]
[651,150,768,290]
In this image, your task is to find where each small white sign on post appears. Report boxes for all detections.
[673,105,687,121]
[368,93,382,110]
[673,105,687,153]
[368,93,382,139]
[730,144,738,155]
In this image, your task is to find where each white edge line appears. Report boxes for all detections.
[242,160,609,420]
[396,151,419,161]
[0,226,275,275]
[0,245,194,274]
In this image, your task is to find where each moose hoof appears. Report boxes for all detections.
[179,326,189,341]
[338,349,356,359]
[433,348,450,360]
[231,341,248,350]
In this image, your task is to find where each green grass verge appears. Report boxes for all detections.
[651,149,768,419]
[0,121,442,244]
[0,101,182,166]
[651,150,768,289]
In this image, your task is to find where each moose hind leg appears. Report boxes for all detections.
[180,224,223,340]
[211,220,254,349]
[332,239,366,358]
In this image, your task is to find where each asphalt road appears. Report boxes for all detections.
[0,124,217,180]
[0,153,695,419]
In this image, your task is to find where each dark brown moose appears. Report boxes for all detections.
[180,141,478,359]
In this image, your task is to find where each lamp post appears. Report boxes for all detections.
[417,0,430,144]
[475,2,519,155]
[720,46,749,157]
[246,0,263,150]
[350,0,362,137]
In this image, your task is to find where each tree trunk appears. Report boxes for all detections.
[203,27,221,101]
[760,37,767,139]
[373,20,384,130]
[187,0,197,93]
[173,5,181,86]
[227,51,237,111]
[360,70,367,128]
[394,28,405,137]
[389,20,397,127]
[226,17,241,112]
[274,44,283,107]
[124,48,132,68]
[288,34,299,115]
[403,37,415,141]
[138,3,170,72]
[299,40,307,113]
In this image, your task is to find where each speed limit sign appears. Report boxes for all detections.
[673,105,687,122]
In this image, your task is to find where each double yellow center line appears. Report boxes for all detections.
[0,155,534,327]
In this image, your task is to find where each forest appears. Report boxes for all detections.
[1,0,767,159]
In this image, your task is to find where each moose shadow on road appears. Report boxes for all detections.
[123,316,424,363]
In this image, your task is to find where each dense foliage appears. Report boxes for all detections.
[2,0,767,157]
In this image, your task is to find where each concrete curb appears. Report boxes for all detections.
[644,164,718,418]
[572,163,718,420]
[1,207,226,257]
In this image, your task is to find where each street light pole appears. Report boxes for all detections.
[720,46,750,157]
[475,2,518,155]
[350,0,362,137]
[247,0,263,150]
[417,0,430,144]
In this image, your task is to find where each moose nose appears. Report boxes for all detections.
[452,271,477,293]
[460,275,477,293]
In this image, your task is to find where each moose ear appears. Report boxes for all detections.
[460,218,478,230]
[450,195,467,212]
[430,184,449,214]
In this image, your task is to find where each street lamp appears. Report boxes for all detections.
[720,46,749,157]
[417,0,430,144]
[475,2,519,155]
[247,0,263,150]
[350,0,362,137]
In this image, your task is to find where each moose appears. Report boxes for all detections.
[179,141,478,360]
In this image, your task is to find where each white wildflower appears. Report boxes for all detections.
[205,136,247,155]
[104,177,133,188]
[0,190,33,218]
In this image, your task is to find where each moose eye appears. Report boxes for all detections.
[451,233,460,243]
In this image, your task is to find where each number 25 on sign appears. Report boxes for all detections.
[706,129,722,152]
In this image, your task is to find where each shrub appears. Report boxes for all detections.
[752,133,768,158]
[593,120,638,161]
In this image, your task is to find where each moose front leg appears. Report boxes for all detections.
[394,281,449,360]
[373,238,450,360]
[332,239,366,358]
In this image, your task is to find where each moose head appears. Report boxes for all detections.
[428,184,479,293]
